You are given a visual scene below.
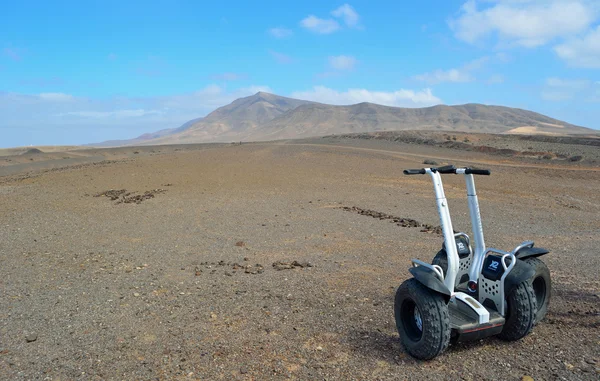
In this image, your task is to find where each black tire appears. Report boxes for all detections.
[523,257,551,324]
[431,250,448,275]
[497,281,536,341]
[394,278,450,360]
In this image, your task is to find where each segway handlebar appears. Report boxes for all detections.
[464,168,491,175]
[403,168,426,175]
[403,165,490,175]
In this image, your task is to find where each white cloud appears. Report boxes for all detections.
[541,77,592,101]
[414,69,474,84]
[300,15,340,34]
[328,55,357,70]
[414,57,489,84]
[290,86,442,107]
[269,50,293,64]
[0,85,272,145]
[268,27,293,39]
[331,4,360,28]
[38,93,74,102]
[546,77,591,89]
[450,0,597,47]
[59,109,163,118]
[554,25,600,68]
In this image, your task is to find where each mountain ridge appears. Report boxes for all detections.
[93,92,595,147]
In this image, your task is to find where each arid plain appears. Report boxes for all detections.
[1,136,599,380]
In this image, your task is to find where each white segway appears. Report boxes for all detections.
[395,165,551,360]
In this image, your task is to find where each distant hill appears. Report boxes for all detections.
[94,92,595,146]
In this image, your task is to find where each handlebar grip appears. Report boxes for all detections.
[403,169,426,175]
[465,168,491,175]
[436,165,457,174]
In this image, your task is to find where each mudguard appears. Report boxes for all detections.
[409,266,452,300]
[504,259,535,296]
[515,246,550,260]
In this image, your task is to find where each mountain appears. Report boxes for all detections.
[94,92,595,146]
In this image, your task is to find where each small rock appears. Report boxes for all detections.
[316,346,323,351]
[240,366,248,374]
[565,362,574,370]
[133,293,140,297]
[521,376,534,381]
[25,333,37,343]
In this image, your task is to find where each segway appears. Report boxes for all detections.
[394,165,551,360]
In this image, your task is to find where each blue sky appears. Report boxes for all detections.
[1,0,599,147]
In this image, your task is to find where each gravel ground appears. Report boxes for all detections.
[1,140,598,380]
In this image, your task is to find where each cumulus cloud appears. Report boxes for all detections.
[268,27,293,38]
[450,0,596,47]
[554,25,600,68]
[290,86,442,107]
[328,55,357,70]
[300,15,340,34]
[414,57,489,84]
[331,4,360,28]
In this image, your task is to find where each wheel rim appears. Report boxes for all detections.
[532,276,546,309]
[401,299,423,341]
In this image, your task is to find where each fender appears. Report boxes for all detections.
[515,246,550,260]
[504,259,535,296]
[409,266,452,301]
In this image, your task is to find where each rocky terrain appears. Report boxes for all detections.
[0,138,598,380]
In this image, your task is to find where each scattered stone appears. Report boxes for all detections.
[194,267,202,276]
[94,188,167,204]
[133,293,140,297]
[338,206,451,235]
[240,366,248,374]
[25,333,38,343]
[272,261,313,270]
[235,241,245,247]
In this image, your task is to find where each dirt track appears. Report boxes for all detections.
[1,139,599,380]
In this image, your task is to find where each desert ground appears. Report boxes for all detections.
[1,135,599,380]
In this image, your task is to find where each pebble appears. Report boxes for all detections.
[133,293,140,297]
[521,376,534,381]
[25,333,38,343]
[240,366,248,374]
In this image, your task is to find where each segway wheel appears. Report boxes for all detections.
[497,280,536,341]
[394,278,450,360]
[523,257,551,324]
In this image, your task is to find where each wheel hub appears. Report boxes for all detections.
[414,307,423,331]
